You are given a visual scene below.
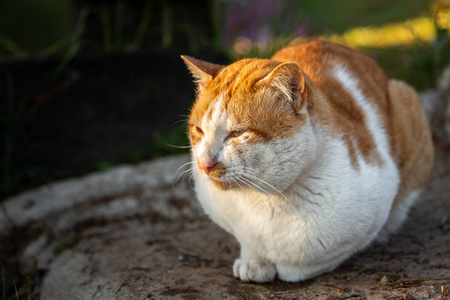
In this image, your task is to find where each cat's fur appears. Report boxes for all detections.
[181,40,434,283]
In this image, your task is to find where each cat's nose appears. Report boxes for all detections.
[199,161,217,174]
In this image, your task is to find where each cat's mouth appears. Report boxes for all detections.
[209,178,235,190]
[197,161,237,190]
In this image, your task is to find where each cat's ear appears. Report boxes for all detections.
[181,55,224,87]
[259,62,307,114]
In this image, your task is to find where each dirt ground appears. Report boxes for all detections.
[1,146,449,299]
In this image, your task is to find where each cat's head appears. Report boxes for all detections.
[182,55,313,194]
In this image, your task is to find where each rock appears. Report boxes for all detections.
[0,154,198,231]
[2,147,450,299]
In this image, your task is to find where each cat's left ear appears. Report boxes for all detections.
[181,55,224,87]
[259,62,307,114]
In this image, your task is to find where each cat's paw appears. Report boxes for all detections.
[233,258,276,283]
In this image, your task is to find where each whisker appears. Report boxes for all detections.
[173,161,196,187]
[231,174,246,191]
[188,167,200,188]
[238,175,272,195]
[172,168,194,190]
[168,119,188,129]
[242,167,290,202]
[175,161,195,177]
[230,176,242,191]
[179,168,195,183]
[163,143,191,149]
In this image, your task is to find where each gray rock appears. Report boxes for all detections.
[0,154,198,231]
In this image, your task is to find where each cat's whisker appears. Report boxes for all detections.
[173,161,196,188]
[242,168,290,202]
[235,175,248,191]
[187,167,199,188]
[172,168,194,190]
[238,175,272,196]
[180,168,195,183]
[168,118,188,129]
[164,143,192,149]
[230,175,245,191]
[235,169,270,194]
[174,161,195,179]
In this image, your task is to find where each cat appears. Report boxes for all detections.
[181,40,434,283]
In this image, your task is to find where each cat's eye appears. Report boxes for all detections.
[231,129,247,138]
[192,125,204,135]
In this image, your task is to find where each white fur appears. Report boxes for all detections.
[192,66,403,282]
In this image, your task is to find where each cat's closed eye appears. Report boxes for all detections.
[232,129,247,137]
[225,129,248,141]
[192,125,204,136]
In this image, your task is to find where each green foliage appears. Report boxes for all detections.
[299,0,426,34]
[0,0,71,55]
[361,2,450,90]
[98,1,154,53]
[53,7,90,76]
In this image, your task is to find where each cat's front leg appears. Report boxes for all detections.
[233,258,276,283]
[232,244,276,283]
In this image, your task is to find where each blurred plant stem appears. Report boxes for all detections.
[0,34,28,57]
[53,7,89,77]
[132,1,153,51]
[100,2,126,52]
[161,0,173,49]
[99,0,155,52]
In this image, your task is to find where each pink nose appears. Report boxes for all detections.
[199,161,217,174]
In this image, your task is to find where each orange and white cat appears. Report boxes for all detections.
[182,40,434,283]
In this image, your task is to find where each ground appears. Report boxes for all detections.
[0,146,449,300]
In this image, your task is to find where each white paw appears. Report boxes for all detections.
[233,258,276,283]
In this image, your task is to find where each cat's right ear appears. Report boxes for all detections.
[181,55,224,87]
[257,62,307,115]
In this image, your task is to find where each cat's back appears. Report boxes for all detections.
[273,40,434,206]
[273,41,392,167]
[272,41,391,124]
[271,40,388,90]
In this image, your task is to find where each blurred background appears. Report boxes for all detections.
[0,0,449,200]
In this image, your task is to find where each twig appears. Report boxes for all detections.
[441,286,449,300]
